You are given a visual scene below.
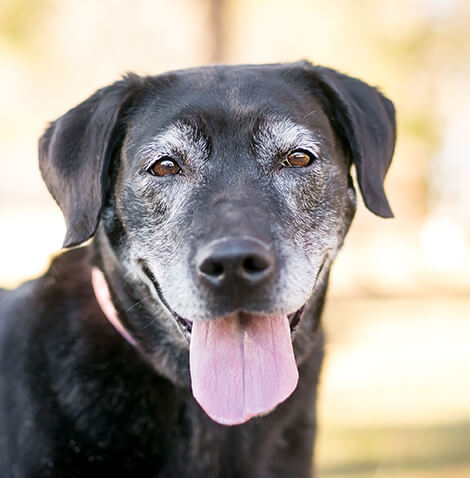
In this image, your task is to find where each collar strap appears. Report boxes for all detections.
[91,267,138,348]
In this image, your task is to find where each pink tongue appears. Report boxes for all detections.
[189,313,298,425]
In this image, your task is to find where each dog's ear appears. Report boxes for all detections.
[310,66,396,218]
[39,75,142,248]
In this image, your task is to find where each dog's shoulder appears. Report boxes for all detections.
[36,247,94,310]
[2,247,88,317]
[0,247,94,363]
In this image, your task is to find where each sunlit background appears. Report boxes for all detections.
[1,1,469,476]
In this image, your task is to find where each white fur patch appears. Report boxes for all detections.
[254,117,322,164]
[138,121,210,171]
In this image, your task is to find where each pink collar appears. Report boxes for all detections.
[91,267,138,347]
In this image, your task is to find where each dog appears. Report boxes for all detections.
[0,61,396,477]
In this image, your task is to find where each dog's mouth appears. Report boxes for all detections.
[141,264,306,426]
[173,306,305,341]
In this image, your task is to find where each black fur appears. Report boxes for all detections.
[0,62,395,477]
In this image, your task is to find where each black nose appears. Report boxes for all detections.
[197,238,274,287]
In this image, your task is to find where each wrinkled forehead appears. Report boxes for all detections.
[125,66,336,158]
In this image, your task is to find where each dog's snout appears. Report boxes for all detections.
[197,238,274,287]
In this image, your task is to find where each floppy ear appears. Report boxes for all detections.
[311,66,396,218]
[39,75,142,248]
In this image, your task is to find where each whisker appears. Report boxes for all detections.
[137,316,159,332]
[125,295,152,313]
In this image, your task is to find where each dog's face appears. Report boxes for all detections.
[116,68,353,325]
[39,62,395,424]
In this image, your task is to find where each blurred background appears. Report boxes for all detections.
[0,0,469,476]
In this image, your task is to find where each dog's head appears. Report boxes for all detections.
[39,62,395,424]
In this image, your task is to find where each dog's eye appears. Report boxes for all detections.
[282,150,315,168]
[148,157,181,177]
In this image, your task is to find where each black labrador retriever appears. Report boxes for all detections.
[0,61,396,477]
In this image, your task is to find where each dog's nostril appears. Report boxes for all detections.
[199,258,224,278]
[242,255,270,274]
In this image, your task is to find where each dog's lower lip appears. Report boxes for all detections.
[288,306,305,332]
[176,316,193,335]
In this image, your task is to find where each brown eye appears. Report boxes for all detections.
[149,157,181,177]
[283,150,315,168]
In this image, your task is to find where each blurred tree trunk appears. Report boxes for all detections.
[209,0,228,63]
